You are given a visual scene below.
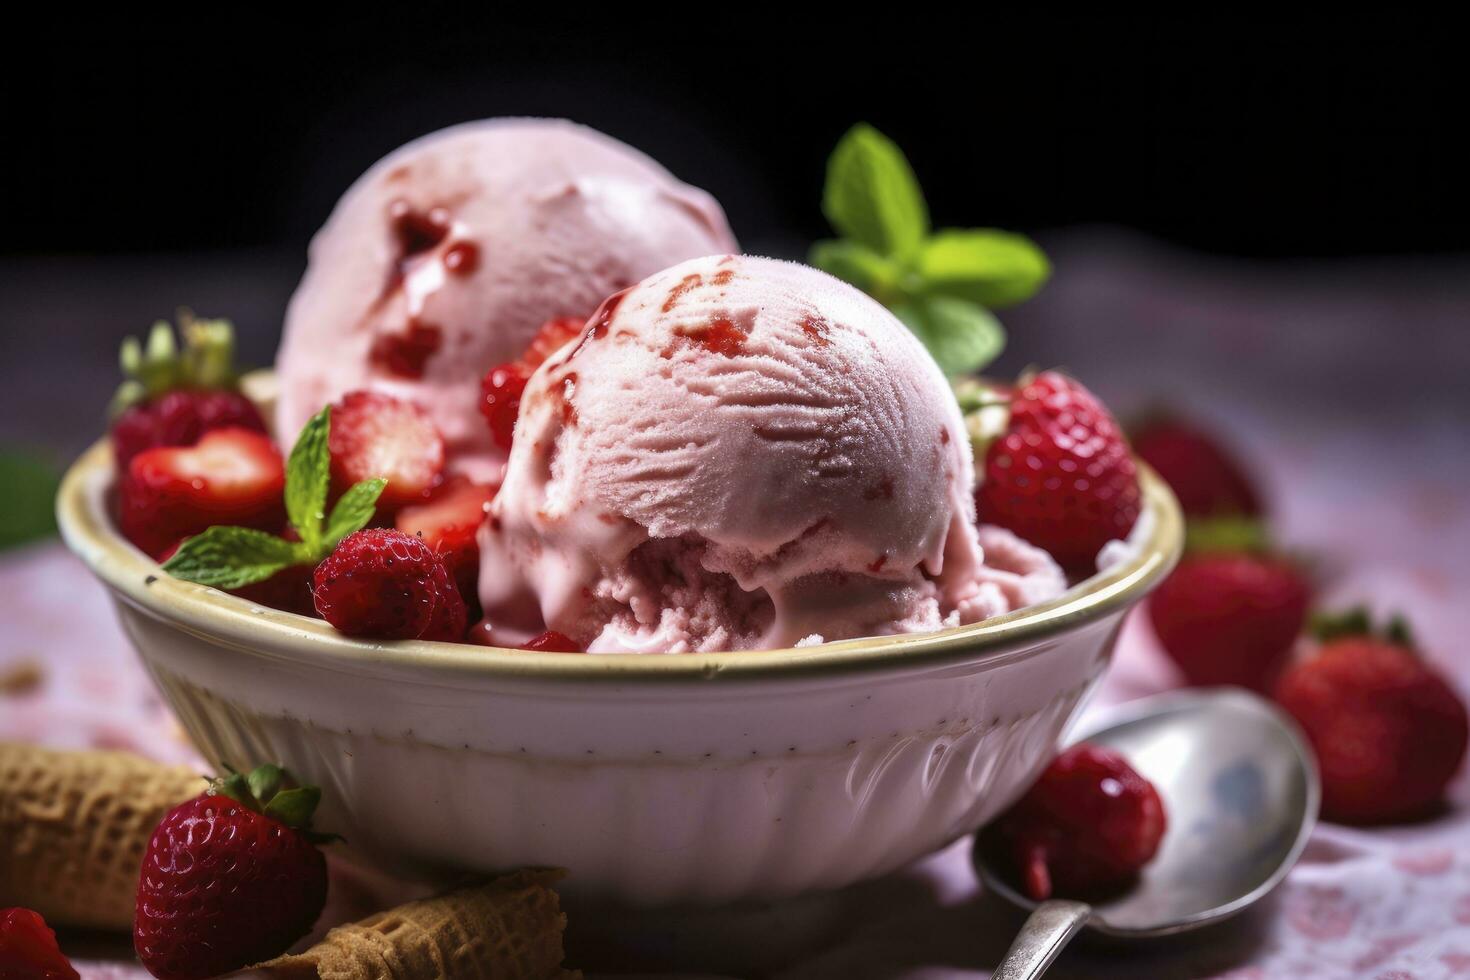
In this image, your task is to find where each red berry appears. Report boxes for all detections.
[112,390,267,470]
[480,362,529,453]
[134,773,328,980]
[523,316,587,368]
[117,428,286,558]
[976,371,1141,571]
[1132,415,1262,519]
[1148,552,1311,692]
[984,743,1166,901]
[328,390,445,511]
[421,559,469,642]
[521,630,581,653]
[0,908,80,980]
[395,477,496,602]
[312,528,466,640]
[1276,631,1468,824]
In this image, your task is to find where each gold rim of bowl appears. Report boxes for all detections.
[57,425,1182,684]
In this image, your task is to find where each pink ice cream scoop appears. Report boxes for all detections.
[274,118,736,480]
[478,254,1064,652]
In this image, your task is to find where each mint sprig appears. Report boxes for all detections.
[285,405,332,555]
[823,123,930,259]
[162,407,386,590]
[161,527,301,589]
[810,124,1050,376]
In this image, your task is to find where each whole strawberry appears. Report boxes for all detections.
[1131,413,1263,519]
[134,764,330,980]
[1276,611,1468,824]
[0,908,80,980]
[975,371,1141,571]
[110,315,266,469]
[313,528,467,641]
[1147,521,1311,692]
[980,743,1166,901]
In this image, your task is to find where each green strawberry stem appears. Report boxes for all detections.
[110,312,244,418]
[1310,606,1416,649]
[1182,517,1272,556]
[951,377,1012,461]
[211,763,325,833]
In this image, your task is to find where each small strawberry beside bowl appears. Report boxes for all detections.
[135,764,332,980]
[1276,610,1468,825]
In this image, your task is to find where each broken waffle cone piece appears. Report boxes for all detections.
[252,870,578,980]
[0,742,206,930]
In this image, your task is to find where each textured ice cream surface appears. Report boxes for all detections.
[478,255,1065,653]
[274,118,736,480]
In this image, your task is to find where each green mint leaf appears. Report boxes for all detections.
[893,296,1006,377]
[324,478,387,549]
[162,526,299,589]
[808,239,906,305]
[263,785,321,829]
[822,124,929,259]
[915,230,1051,308]
[0,450,59,550]
[285,406,332,552]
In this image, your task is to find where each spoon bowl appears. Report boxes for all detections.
[974,688,1319,976]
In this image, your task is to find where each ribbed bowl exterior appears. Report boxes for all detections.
[120,597,1117,904]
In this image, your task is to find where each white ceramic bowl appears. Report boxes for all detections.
[58,436,1181,907]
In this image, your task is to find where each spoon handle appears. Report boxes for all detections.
[992,899,1091,980]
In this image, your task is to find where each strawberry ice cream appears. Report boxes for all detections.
[477,255,1064,652]
[275,118,736,481]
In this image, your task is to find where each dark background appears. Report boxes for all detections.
[5,14,1466,259]
[1,14,1467,539]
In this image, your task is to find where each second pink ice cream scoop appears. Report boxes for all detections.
[275,118,736,480]
[478,254,1063,651]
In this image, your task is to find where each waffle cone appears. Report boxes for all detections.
[257,870,577,980]
[0,742,205,931]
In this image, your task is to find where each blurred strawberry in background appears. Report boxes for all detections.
[1131,412,1264,519]
[1276,610,1468,825]
[1147,520,1311,692]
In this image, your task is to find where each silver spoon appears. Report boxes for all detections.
[975,688,1319,980]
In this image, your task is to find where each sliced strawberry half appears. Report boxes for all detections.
[118,428,286,558]
[328,390,445,511]
[523,316,587,368]
[395,477,495,601]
